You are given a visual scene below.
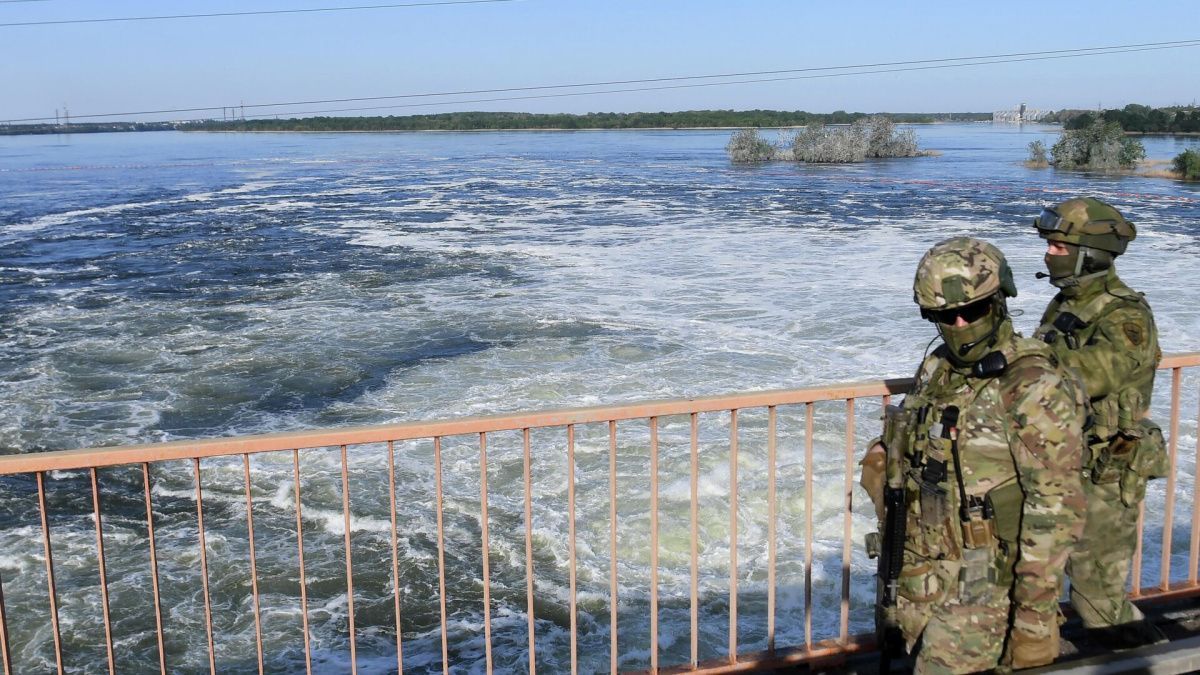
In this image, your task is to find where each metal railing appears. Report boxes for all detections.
[0,353,1197,674]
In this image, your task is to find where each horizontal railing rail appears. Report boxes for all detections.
[0,352,1196,674]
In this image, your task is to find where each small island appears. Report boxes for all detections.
[725,116,934,164]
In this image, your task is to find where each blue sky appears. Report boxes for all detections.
[2,0,1198,123]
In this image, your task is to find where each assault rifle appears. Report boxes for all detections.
[875,483,906,674]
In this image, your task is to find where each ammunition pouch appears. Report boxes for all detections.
[985,479,1024,546]
[1118,418,1169,507]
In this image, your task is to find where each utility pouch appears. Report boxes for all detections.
[1120,418,1169,507]
[985,480,1024,545]
[1089,397,1120,450]
[1093,434,1137,485]
[960,514,995,550]
[919,482,948,529]
[958,547,993,604]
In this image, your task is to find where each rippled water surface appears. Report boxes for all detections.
[1,126,1199,673]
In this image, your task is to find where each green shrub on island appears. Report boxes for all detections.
[727,116,921,164]
[1027,140,1049,167]
[1174,149,1200,180]
[726,128,778,162]
[1050,119,1145,170]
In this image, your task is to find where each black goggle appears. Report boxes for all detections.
[1034,208,1069,234]
[922,298,993,325]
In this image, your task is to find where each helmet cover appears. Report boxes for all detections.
[1034,197,1136,255]
[913,237,1017,311]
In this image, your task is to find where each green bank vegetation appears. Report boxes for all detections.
[1030,114,1200,179]
[727,116,923,164]
[1041,104,1200,134]
[1174,149,1200,180]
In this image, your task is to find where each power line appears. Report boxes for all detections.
[3,39,1198,124]
[234,43,1200,120]
[0,0,518,27]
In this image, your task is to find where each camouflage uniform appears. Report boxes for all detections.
[868,238,1086,674]
[1032,198,1167,634]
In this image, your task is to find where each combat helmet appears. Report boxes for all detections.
[914,237,1017,365]
[1034,197,1136,287]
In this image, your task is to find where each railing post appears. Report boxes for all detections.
[568,425,578,675]
[387,441,405,673]
[142,464,167,675]
[649,418,661,673]
[728,409,739,664]
[90,468,115,675]
[1161,368,1183,589]
[242,455,265,675]
[480,433,494,674]
[36,472,64,675]
[0,564,11,675]
[841,399,855,643]
[524,429,537,675]
[767,406,778,655]
[340,445,358,674]
[1191,387,1200,585]
[293,450,313,675]
[609,421,619,675]
[193,458,216,675]
[434,438,450,675]
[690,413,699,669]
[804,403,815,650]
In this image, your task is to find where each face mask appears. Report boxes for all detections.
[1044,247,1082,288]
[935,300,1000,365]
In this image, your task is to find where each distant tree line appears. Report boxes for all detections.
[0,121,174,136]
[182,110,991,132]
[1040,104,1200,133]
[0,111,992,136]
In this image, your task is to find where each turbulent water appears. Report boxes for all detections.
[1,126,1199,673]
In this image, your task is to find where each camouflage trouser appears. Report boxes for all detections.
[1068,479,1143,627]
[897,565,1010,674]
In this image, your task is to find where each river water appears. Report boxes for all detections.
[1,125,1199,673]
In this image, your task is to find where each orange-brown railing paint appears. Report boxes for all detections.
[1162,368,1183,590]
[728,409,739,664]
[480,432,494,675]
[523,428,537,675]
[0,565,10,675]
[242,454,265,675]
[141,463,167,675]
[36,472,64,675]
[767,406,778,655]
[387,441,405,673]
[193,459,216,675]
[803,403,815,651]
[292,449,313,675]
[90,468,115,675]
[609,420,620,675]
[433,437,450,675]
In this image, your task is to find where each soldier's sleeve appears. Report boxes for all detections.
[1004,359,1086,638]
[1057,305,1158,399]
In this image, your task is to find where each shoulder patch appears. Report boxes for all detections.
[1123,321,1144,346]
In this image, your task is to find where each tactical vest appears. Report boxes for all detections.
[885,336,1058,605]
[1035,274,1166,494]
[1035,275,1158,441]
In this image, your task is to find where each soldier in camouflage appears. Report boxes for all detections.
[861,237,1086,673]
[1033,197,1169,647]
